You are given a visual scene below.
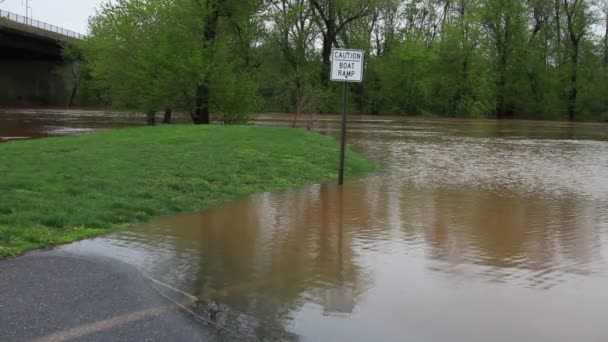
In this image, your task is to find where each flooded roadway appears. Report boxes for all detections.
[3,110,608,341]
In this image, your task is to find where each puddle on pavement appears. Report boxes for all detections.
[4,110,608,341]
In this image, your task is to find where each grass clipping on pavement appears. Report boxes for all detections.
[0,125,374,257]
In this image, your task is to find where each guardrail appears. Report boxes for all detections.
[0,9,85,39]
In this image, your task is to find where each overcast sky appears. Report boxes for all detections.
[0,0,103,34]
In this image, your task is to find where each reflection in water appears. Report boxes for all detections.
[7,111,608,341]
[74,184,371,340]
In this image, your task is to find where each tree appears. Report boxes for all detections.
[561,0,591,121]
[82,0,187,124]
[434,3,494,117]
[80,0,260,125]
[308,0,377,83]
[482,0,528,118]
[60,43,83,108]
[370,0,400,55]
[265,0,321,112]
[592,0,608,67]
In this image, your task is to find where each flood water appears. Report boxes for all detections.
[3,110,608,341]
[0,109,146,142]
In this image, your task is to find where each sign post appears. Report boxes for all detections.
[330,48,364,185]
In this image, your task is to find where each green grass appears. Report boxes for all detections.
[0,125,374,258]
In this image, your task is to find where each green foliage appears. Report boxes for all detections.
[374,40,438,115]
[209,44,262,123]
[0,126,374,257]
[78,0,260,122]
[74,0,608,121]
[210,71,258,124]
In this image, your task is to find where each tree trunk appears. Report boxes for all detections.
[321,31,333,86]
[192,84,211,125]
[453,50,470,117]
[554,0,562,64]
[162,108,172,124]
[603,9,608,68]
[568,42,579,121]
[146,111,156,126]
[191,0,221,125]
[68,62,80,108]
[318,29,335,113]
[441,1,450,37]
[68,82,78,108]
[496,49,509,119]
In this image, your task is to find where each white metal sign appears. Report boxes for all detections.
[330,48,364,83]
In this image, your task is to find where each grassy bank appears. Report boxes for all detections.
[0,126,374,257]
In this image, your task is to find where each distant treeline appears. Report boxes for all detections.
[71,0,608,122]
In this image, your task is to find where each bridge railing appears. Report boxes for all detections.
[0,9,85,39]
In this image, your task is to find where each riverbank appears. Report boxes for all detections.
[0,125,374,257]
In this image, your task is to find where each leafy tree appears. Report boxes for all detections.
[481,0,529,117]
[560,0,592,121]
[80,0,260,124]
[308,0,377,83]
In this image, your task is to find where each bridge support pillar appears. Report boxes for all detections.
[0,60,70,106]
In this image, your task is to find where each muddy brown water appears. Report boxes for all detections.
[3,110,608,341]
[0,109,148,142]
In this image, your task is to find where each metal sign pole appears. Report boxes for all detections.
[338,82,348,185]
[330,48,363,186]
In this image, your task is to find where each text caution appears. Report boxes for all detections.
[331,48,364,83]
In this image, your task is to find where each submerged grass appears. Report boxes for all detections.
[0,125,374,258]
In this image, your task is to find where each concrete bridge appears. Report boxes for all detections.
[0,10,84,106]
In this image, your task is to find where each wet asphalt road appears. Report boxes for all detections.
[0,250,220,342]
